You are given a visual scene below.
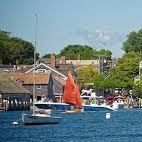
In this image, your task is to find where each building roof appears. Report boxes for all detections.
[54,76,66,86]
[39,57,60,64]
[10,73,51,85]
[66,60,100,65]
[0,65,17,73]
[26,63,67,79]
[0,79,30,94]
[0,65,16,69]
[55,63,75,76]
[14,65,33,73]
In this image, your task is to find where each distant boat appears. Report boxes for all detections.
[22,14,61,125]
[63,71,83,113]
[22,113,61,125]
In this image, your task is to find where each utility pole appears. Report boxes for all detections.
[139,58,142,80]
[97,55,106,75]
[139,51,142,79]
[97,55,110,74]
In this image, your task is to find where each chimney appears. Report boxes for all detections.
[0,58,3,65]
[16,59,19,65]
[50,55,56,68]
[77,54,80,60]
[60,56,66,64]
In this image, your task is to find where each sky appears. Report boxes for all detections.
[1,0,142,58]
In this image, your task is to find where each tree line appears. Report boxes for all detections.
[0,30,111,64]
[1,28,142,97]
[77,29,142,98]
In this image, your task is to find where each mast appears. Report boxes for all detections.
[33,14,37,115]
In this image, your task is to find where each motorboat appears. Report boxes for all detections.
[35,89,115,111]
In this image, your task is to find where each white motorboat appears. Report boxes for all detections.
[22,113,61,125]
[35,89,115,111]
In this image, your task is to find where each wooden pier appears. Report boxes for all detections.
[0,75,31,111]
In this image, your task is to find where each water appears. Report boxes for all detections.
[0,109,142,142]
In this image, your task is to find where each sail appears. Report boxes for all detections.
[73,84,82,107]
[63,71,82,107]
[63,71,76,105]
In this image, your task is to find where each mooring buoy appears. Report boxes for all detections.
[106,112,111,119]
[12,121,19,125]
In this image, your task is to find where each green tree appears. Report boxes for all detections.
[58,44,112,60]
[0,30,37,64]
[122,29,142,53]
[93,74,105,92]
[133,80,142,98]
[107,52,140,92]
[42,54,52,58]
[95,49,112,60]
[59,45,96,60]
[0,31,11,64]
[76,66,99,89]
[77,67,112,94]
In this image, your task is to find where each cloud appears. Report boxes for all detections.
[77,28,126,49]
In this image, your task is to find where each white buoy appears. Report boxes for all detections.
[12,121,19,125]
[106,112,111,119]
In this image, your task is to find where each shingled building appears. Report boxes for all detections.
[0,73,31,111]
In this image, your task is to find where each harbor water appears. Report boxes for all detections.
[0,109,142,142]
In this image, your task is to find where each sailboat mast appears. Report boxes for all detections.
[33,14,37,115]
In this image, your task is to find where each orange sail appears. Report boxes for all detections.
[73,84,82,107]
[63,71,82,107]
[63,71,76,105]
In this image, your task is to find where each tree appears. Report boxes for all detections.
[58,44,112,60]
[133,80,142,98]
[122,29,142,53]
[107,52,140,92]
[0,30,37,64]
[59,45,96,60]
[0,31,11,64]
[77,66,113,94]
[42,54,52,58]
[95,49,112,60]
[93,74,105,92]
[76,66,99,89]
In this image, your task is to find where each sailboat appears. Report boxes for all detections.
[35,70,115,111]
[22,14,61,125]
[63,71,83,113]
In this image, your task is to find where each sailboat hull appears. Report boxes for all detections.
[35,102,114,111]
[35,102,72,111]
[22,114,61,125]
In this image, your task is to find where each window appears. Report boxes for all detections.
[36,69,46,73]
[35,69,51,73]
[36,85,42,89]
[37,96,41,101]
